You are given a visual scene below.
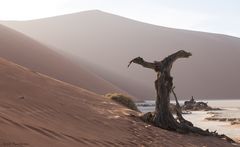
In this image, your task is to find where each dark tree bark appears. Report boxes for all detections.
[172,87,193,127]
[128,50,235,143]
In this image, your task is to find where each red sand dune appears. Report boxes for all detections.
[0,57,235,147]
[0,24,125,95]
[2,10,240,100]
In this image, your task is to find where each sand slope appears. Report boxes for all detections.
[0,58,235,147]
[2,10,240,100]
[0,24,124,95]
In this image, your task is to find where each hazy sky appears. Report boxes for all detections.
[0,0,239,37]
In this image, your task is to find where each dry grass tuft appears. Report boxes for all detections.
[104,93,139,111]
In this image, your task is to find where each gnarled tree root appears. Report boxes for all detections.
[140,112,235,143]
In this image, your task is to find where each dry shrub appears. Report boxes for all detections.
[105,93,139,111]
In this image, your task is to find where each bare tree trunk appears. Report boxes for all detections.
[128,50,235,143]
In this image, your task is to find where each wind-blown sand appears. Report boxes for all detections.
[0,58,235,147]
[0,24,125,95]
[2,10,240,100]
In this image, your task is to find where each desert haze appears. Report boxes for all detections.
[1,10,240,100]
[0,24,125,95]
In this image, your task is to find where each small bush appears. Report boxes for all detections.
[104,93,139,111]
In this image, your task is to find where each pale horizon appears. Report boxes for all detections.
[0,0,239,38]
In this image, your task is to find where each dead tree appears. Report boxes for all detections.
[128,50,235,143]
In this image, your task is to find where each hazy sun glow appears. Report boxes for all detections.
[0,0,240,37]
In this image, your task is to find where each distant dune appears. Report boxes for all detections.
[2,10,240,100]
[0,57,234,146]
[0,24,125,95]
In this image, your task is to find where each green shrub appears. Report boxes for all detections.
[104,93,139,111]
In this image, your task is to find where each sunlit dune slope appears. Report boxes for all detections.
[0,24,124,95]
[0,58,234,147]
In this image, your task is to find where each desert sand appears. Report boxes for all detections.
[1,10,240,100]
[0,57,236,147]
[0,24,125,95]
